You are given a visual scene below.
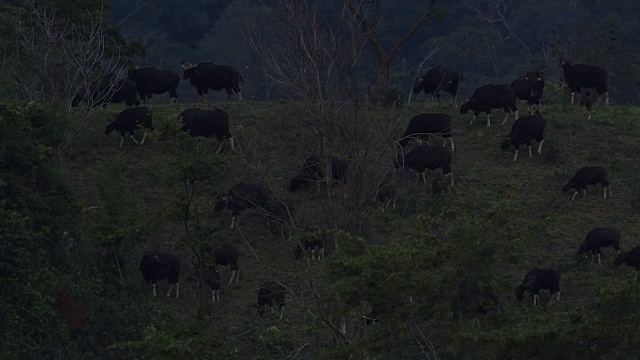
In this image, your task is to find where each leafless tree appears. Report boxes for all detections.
[345,0,440,98]
[245,0,438,350]
[11,3,127,150]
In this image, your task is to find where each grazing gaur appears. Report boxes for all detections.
[578,227,621,265]
[460,84,519,127]
[178,108,235,152]
[289,156,348,194]
[561,61,609,106]
[215,182,272,228]
[499,112,545,161]
[374,179,397,212]
[398,112,454,152]
[289,155,323,192]
[72,76,140,108]
[139,251,180,298]
[456,277,502,322]
[362,308,380,329]
[127,66,180,104]
[515,268,561,306]
[201,266,221,301]
[105,106,154,147]
[510,69,545,113]
[561,166,611,201]
[614,246,640,270]
[213,244,240,285]
[412,65,462,107]
[256,281,287,319]
[394,145,454,186]
[294,228,325,260]
[181,61,243,101]
[264,197,295,237]
[580,87,597,120]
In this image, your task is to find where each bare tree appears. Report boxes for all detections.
[246,0,438,349]
[344,0,440,98]
[11,3,127,150]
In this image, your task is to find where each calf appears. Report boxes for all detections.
[256,281,287,319]
[394,145,454,186]
[139,251,180,298]
[561,166,611,201]
[412,65,462,107]
[375,179,397,212]
[398,113,454,152]
[215,182,272,228]
[294,228,325,260]
[460,84,518,127]
[515,268,561,306]
[578,227,621,265]
[213,244,240,285]
[561,61,609,106]
[201,266,221,301]
[499,112,545,161]
[614,246,640,270]
[105,106,154,147]
[580,88,597,120]
[178,108,235,153]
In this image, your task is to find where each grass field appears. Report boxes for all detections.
[65,98,640,358]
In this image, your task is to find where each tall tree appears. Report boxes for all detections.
[345,0,442,99]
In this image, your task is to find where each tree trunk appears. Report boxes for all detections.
[374,58,392,99]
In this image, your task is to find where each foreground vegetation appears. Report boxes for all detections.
[3,97,640,359]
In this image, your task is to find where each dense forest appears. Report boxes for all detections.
[2,0,640,359]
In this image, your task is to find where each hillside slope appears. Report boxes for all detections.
[65,99,640,359]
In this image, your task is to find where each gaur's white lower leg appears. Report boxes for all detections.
[603,187,607,199]
[515,110,519,119]
[119,137,124,148]
[513,150,519,162]
[175,283,179,298]
[130,135,139,144]
[421,172,427,185]
[230,217,236,229]
[571,191,578,201]
[230,137,235,151]
[537,139,544,154]
[228,271,235,285]
[216,142,223,153]
[486,114,491,127]
[571,92,575,105]
[470,115,477,126]
[583,189,587,200]
[598,253,601,265]
[450,138,455,152]
[533,295,538,306]
[140,131,147,145]
[166,285,172,297]
[152,283,157,297]
[528,146,533,158]
[588,111,592,120]
[502,113,509,125]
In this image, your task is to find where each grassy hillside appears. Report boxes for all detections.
[64,98,640,359]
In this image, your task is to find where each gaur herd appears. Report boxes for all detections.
[91,58,639,319]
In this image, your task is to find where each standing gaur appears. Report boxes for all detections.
[178,108,235,153]
[394,145,454,186]
[460,84,519,127]
[215,182,273,229]
[515,268,561,306]
[294,228,326,261]
[374,179,397,212]
[213,244,240,285]
[561,61,609,106]
[255,281,287,319]
[139,251,181,298]
[499,112,545,161]
[561,166,611,201]
[127,66,180,104]
[398,112,454,152]
[181,61,243,101]
[105,106,154,147]
[578,227,621,265]
[412,65,462,107]
[580,88,597,120]
[510,68,545,114]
